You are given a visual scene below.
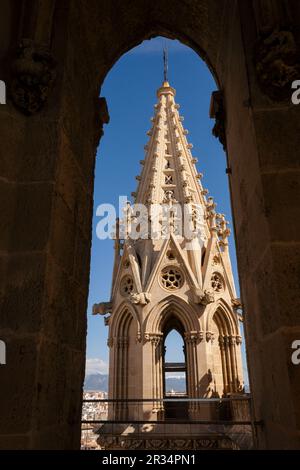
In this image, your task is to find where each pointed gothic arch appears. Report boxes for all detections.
[107,302,142,419]
[109,300,141,341]
[205,298,239,337]
[208,300,243,395]
[143,296,203,419]
[145,295,202,336]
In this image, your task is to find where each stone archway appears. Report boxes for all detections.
[0,0,299,450]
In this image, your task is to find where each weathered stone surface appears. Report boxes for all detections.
[0,337,38,434]
[0,180,53,252]
[253,107,300,172]
[0,252,46,333]
[261,171,300,243]
[0,435,30,450]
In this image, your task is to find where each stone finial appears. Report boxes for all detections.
[206,197,217,230]
[216,213,231,244]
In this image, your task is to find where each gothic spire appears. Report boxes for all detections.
[133,81,208,211]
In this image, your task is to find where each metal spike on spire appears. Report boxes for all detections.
[163,43,168,82]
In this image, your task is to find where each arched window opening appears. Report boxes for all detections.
[84,35,249,443]
[163,326,188,420]
[164,329,187,396]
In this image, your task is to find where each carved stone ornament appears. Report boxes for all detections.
[144,333,163,345]
[92,301,112,315]
[94,96,110,147]
[97,435,238,450]
[209,91,226,151]
[206,331,214,342]
[212,254,220,265]
[10,38,56,114]
[254,29,300,101]
[231,297,242,310]
[184,331,204,344]
[200,289,215,305]
[129,292,151,305]
[236,335,242,345]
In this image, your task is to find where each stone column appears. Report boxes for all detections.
[185,331,202,416]
[145,333,163,415]
[224,336,233,393]
[229,336,238,392]
[219,336,229,395]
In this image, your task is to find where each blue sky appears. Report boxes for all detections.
[85,37,248,385]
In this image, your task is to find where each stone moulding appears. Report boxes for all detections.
[97,435,238,450]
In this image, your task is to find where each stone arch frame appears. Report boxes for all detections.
[1,0,299,449]
[108,302,141,419]
[205,298,239,337]
[109,300,141,342]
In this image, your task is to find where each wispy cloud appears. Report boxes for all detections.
[86,357,108,375]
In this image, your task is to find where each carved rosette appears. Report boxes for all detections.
[10,38,56,114]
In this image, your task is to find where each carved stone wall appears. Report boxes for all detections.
[0,0,299,450]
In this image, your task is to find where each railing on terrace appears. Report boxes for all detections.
[81,396,262,448]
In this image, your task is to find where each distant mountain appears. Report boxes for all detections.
[84,374,186,392]
[84,373,108,391]
[84,373,250,394]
